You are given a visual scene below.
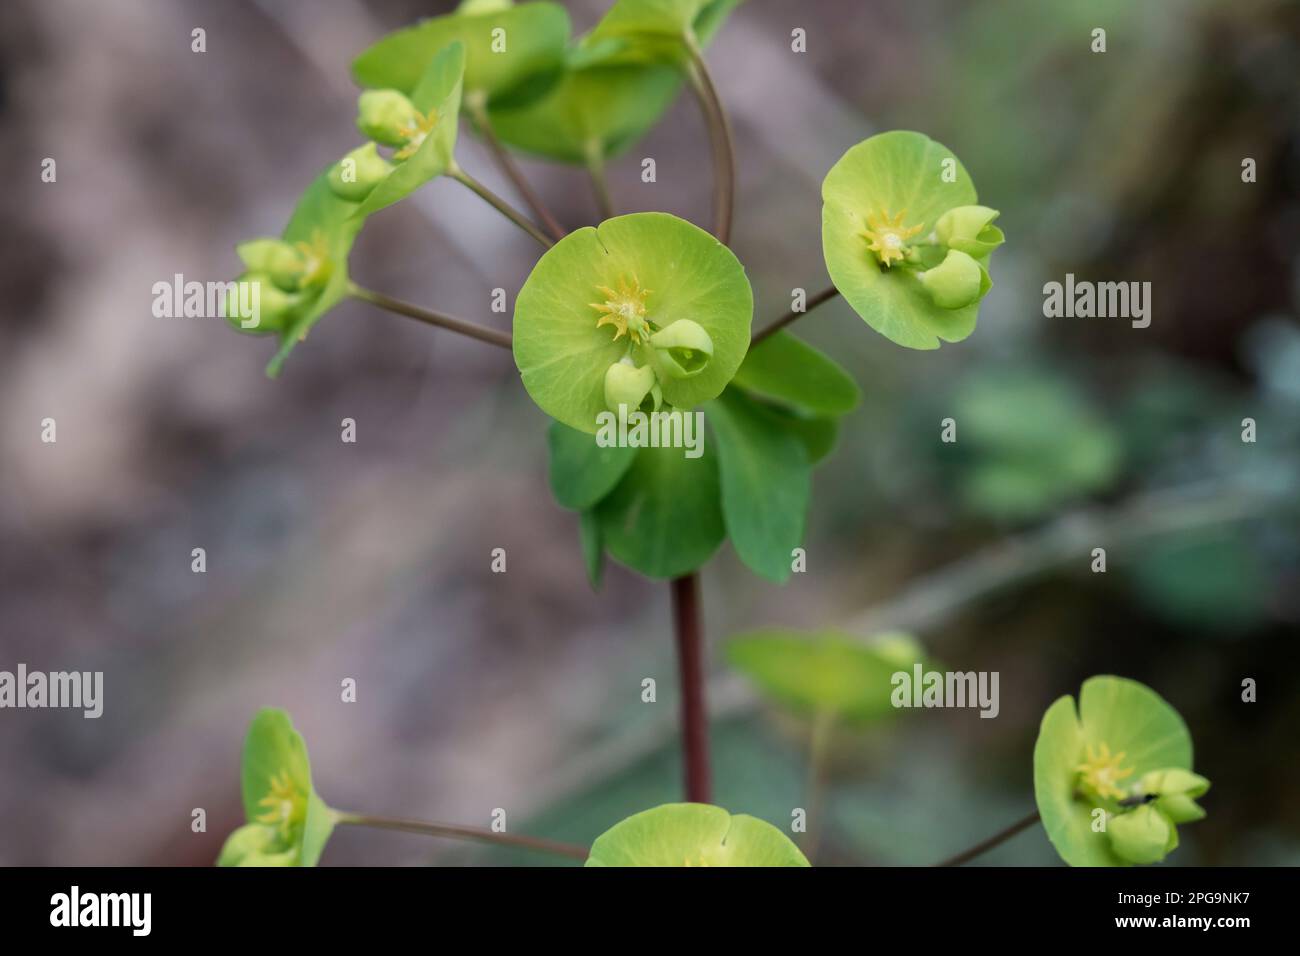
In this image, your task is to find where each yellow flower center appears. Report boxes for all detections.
[293,231,332,289]
[860,207,923,267]
[1075,742,1135,801]
[590,275,653,344]
[394,108,439,161]
[255,769,306,839]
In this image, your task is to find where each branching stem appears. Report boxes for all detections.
[466,97,566,242]
[449,163,554,249]
[933,810,1041,867]
[684,40,736,245]
[348,282,512,350]
[671,572,711,803]
[751,287,841,346]
[336,811,588,861]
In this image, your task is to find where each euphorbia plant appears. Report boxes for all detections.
[206,0,1235,870]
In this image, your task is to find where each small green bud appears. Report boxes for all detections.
[217,823,296,867]
[917,249,991,310]
[236,238,305,292]
[1107,804,1177,865]
[1138,768,1210,824]
[224,272,300,335]
[604,360,660,414]
[935,205,1004,258]
[648,319,714,379]
[327,143,394,202]
[356,90,419,147]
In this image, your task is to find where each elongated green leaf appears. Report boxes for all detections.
[586,803,809,867]
[733,331,860,416]
[547,420,637,510]
[267,173,364,377]
[706,389,810,583]
[595,442,724,579]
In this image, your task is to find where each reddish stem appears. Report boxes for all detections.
[671,572,711,803]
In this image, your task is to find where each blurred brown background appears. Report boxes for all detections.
[0,0,1297,866]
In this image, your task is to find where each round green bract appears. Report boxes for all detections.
[822,130,981,350]
[351,1,570,105]
[1033,676,1193,867]
[514,212,752,434]
[728,629,927,722]
[586,803,810,867]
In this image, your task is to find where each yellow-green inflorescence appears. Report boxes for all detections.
[1074,741,1211,865]
[224,232,333,335]
[325,88,437,202]
[590,275,715,415]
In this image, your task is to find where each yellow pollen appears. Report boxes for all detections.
[860,207,923,267]
[394,108,439,161]
[294,231,331,288]
[255,769,305,839]
[590,275,653,344]
[1074,742,1135,801]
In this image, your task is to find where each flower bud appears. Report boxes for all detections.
[648,319,714,379]
[356,90,419,147]
[1107,805,1176,865]
[604,361,660,414]
[917,249,991,310]
[327,143,394,202]
[935,205,1004,258]
[236,238,305,292]
[1138,768,1210,824]
[217,823,296,867]
[224,272,300,335]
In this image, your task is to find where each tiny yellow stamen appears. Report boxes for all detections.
[590,275,653,344]
[860,207,924,267]
[1074,742,1135,801]
[255,769,305,839]
[294,231,332,288]
[394,108,439,161]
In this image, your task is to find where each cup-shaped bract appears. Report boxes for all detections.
[1033,676,1202,867]
[217,709,336,867]
[822,130,995,350]
[935,204,1005,258]
[514,212,752,434]
[327,142,396,202]
[346,42,465,220]
[356,89,421,146]
[586,803,810,867]
[352,1,571,107]
[917,248,990,310]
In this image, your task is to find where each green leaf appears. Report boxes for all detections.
[267,173,365,377]
[547,420,637,510]
[1033,676,1195,867]
[732,331,861,416]
[953,369,1121,519]
[821,131,984,350]
[351,2,570,105]
[586,803,810,867]
[514,212,752,434]
[220,708,336,867]
[350,42,465,221]
[488,0,742,163]
[727,630,928,722]
[763,406,840,464]
[578,509,605,589]
[595,441,724,579]
[706,389,810,583]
